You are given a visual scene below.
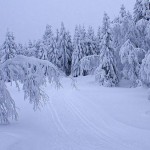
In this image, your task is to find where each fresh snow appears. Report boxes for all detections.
[0,76,150,150]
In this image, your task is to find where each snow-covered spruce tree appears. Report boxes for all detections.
[119,4,127,22]
[0,31,17,63]
[16,43,27,56]
[85,26,97,55]
[36,40,48,60]
[96,26,102,55]
[41,25,62,68]
[42,25,55,62]
[25,40,37,57]
[95,13,119,87]
[132,0,150,51]
[52,29,62,68]
[59,23,73,75]
[46,29,61,68]
[123,13,138,49]
[120,39,140,86]
[43,25,54,48]
[0,55,61,124]
[71,26,86,77]
[119,7,136,47]
[112,4,127,48]
[134,0,143,22]
[79,25,87,57]
[134,0,150,23]
[34,40,42,58]
[71,26,80,77]
[65,31,73,74]
[142,0,150,21]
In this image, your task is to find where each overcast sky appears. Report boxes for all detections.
[0,0,135,44]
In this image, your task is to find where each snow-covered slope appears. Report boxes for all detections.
[0,76,150,150]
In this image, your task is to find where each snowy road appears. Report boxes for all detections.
[0,76,150,150]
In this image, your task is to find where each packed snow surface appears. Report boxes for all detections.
[0,76,150,150]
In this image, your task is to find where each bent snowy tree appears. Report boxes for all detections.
[80,55,100,75]
[120,39,140,87]
[0,55,61,124]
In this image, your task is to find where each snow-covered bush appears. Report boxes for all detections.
[0,55,61,123]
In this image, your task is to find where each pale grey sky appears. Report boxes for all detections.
[0,0,135,44]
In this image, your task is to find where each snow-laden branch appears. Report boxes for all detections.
[0,80,18,124]
[0,55,61,123]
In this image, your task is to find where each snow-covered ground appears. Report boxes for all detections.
[0,76,150,150]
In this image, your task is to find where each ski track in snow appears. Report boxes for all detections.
[0,76,150,150]
[61,90,135,150]
[47,101,69,135]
